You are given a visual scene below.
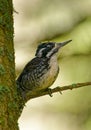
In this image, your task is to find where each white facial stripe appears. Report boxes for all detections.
[38,48,45,57]
[46,47,56,58]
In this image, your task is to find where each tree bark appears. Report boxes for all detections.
[0,0,22,130]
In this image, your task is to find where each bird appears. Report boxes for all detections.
[16,39,72,98]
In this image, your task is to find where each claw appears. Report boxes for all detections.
[46,88,53,97]
[57,87,62,95]
[59,91,62,95]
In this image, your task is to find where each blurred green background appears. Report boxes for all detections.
[14,0,91,130]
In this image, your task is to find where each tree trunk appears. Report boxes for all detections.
[0,0,23,130]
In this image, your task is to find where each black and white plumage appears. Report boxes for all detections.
[16,40,72,96]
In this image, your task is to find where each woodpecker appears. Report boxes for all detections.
[16,40,72,97]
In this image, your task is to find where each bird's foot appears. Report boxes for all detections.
[56,86,62,94]
[46,88,53,97]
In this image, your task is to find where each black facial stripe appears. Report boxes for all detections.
[35,42,55,57]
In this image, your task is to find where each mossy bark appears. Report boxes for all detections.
[0,0,23,130]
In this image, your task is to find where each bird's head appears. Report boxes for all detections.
[35,40,72,58]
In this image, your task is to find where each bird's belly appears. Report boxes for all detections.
[37,61,59,90]
[40,69,59,89]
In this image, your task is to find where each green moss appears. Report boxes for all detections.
[7,52,14,62]
[0,64,5,75]
[8,114,18,128]
[8,102,18,111]
[0,47,4,56]
[0,0,13,40]
[0,85,10,94]
[72,84,77,87]
[8,115,19,129]
[0,117,5,125]
[0,85,10,101]
[0,16,3,25]
[10,68,15,74]
[0,0,8,13]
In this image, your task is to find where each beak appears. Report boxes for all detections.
[57,39,72,49]
[52,39,72,55]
